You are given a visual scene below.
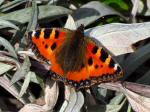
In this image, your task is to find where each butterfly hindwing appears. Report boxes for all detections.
[65,38,123,89]
[86,39,123,85]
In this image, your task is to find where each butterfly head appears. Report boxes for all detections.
[76,24,84,35]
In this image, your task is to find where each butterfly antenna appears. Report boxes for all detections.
[77,24,84,33]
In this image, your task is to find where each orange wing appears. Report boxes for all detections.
[28,28,72,79]
[66,39,123,89]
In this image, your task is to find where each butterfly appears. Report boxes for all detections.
[28,25,123,90]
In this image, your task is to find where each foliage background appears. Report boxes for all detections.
[0,0,149,112]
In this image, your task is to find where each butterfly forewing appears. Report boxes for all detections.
[28,28,72,77]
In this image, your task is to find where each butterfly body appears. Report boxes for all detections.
[28,25,123,90]
[56,26,86,73]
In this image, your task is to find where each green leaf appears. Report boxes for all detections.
[87,104,122,112]
[136,70,150,85]
[30,72,44,89]
[26,0,38,31]
[0,0,4,5]
[30,72,40,84]
[0,75,30,104]
[91,87,109,104]
[0,54,20,68]
[123,43,150,79]
[109,93,125,105]
[19,71,31,97]
[127,104,132,112]
[0,5,72,25]
[11,56,31,85]
[0,62,14,75]
[102,0,129,11]
[73,1,125,27]
[87,98,126,112]
[0,36,18,60]
[0,0,27,12]
[10,25,26,46]
[0,19,19,29]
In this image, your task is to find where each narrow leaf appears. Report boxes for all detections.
[0,75,29,104]
[109,93,125,105]
[0,36,18,59]
[0,5,72,25]
[19,72,31,97]
[72,91,84,112]
[0,62,14,75]
[59,86,71,112]
[63,89,84,112]
[30,71,44,90]
[87,104,122,112]
[26,0,38,31]
[0,0,27,12]
[0,19,19,29]
[64,89,77,112]
[0,53,20,68]
[11,56,31,85]
[121,88,150,112]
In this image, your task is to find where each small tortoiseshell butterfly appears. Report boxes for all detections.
[28,25,123,90]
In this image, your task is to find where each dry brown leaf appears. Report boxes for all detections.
[42,79,59,111]
[19,104,44,112]
[19,79,59,112]
[121,88,150,112]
